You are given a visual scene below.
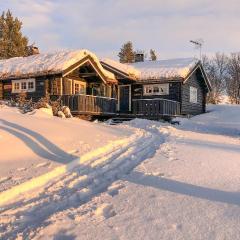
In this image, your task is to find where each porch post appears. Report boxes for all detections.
[71,79,74,95]
[60,77,63,95]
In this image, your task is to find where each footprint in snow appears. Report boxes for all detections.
[0,176,11,183]
[171,223,182,231]
[17,167,26,171]
[169,156,179,162]
[95,203,116,220]
[35,162,51,168]
[107,183,125,197]
[68,149,79,154]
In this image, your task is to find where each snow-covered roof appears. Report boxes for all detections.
[101,58,200,81]
[101,58,140,79]
[130,58,199,81]
[0,50,116,81]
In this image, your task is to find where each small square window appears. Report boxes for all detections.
[21,82,27,90]
[14,82,20,90]
[153,86,159,93]
[28,81,34,89]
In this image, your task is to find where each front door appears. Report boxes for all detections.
[119,85,131,112]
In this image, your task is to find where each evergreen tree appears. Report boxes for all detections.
[150,49,157,61]
[0,10,29,59]
[118,41,135,63]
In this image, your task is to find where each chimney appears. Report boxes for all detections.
[134,51,144,63]
[27,45,40,56]
[32,46,40,55]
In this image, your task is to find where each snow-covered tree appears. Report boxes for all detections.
[118,41,135,63]
[150,49,157,61]
[0,10,29,59]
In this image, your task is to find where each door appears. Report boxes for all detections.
[119,85,131,112]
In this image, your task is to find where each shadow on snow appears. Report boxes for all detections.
[125,171,240,206]
[0,119,76,163]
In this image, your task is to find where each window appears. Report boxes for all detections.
[74,82,85,94]
[14,82,20,90]
[190,86,198,103]
[143,84,169,96]
[21,82,27,90]
[75,83,80,94]
[28,81,34,89]
[12,79,36,93]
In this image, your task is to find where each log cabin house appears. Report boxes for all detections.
[0,50,211,119]
[101,57,211,117]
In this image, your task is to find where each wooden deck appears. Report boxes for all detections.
[132,98,181,117]
[56,94,181,119]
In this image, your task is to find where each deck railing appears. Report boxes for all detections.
[132,98,180,117]
[59,94,117,115]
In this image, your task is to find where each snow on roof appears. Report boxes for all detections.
[101,58,140,79]
[102,58,199,81]
[0,50,116,81]
[130,58,199,81]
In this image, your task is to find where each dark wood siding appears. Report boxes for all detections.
[132,82,181,102]
[2,77,51,101]
[0,81,3,100]
[181,71,206,115]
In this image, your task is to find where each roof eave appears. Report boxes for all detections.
[101,61,136,81]
[0,71,62,81]
[135,77,183,84]
[183,61,212,92]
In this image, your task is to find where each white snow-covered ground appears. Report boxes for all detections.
[0,105,132,192]
[1,104,240,240]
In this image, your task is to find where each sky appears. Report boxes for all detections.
[1,0,240,60]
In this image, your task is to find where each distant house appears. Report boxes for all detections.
[0,50,211,119]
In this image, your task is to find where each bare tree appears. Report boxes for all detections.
[202,53,228,104]
[226,53,240,104]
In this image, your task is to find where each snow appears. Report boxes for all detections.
[0,50,115,81]
[101,58,199,81]
[1,104,240,239]
[101,58,140,78]
[0,105,131,192]
[131,58,199,80]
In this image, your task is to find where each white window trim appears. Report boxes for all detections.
[190,86,198,103]
[12,79,36,93]
[143,84,169,96]
[73,81,86,95]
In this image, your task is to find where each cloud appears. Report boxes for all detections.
[1,0,240,58]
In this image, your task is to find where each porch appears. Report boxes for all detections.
[56,94,181,119]
[59,94,117,115]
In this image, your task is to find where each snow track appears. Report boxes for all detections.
[0,124,166,239]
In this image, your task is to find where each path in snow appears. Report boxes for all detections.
[0,121,169,239]
[29,105,240,240]
[0,106,131,191]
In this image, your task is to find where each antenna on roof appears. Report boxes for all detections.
[190,39,204,61]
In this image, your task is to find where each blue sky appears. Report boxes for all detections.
[1,0,240,60]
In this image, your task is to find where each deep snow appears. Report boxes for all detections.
[1,104,240,240]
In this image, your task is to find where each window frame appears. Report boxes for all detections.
[74,82,86,95]
[143,83,169,96]
[12,79,36,93]
[189,86,198,103]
